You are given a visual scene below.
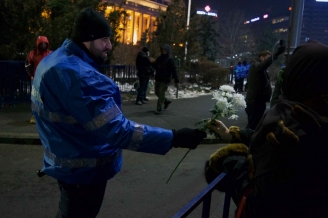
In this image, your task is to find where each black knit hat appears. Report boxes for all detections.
[72,7,112,42]
[142,47,149,53]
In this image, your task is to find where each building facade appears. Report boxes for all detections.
[244,0,328,46]
[301,0,328,45]
[104,0,170,45]
[244,13,290,41]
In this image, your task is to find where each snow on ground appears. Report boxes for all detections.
[116,80,215,100]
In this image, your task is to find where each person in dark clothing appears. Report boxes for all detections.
[242,60,250,92]
[233,62,243,93]
[205,40,328,218]
[153,44,179,115]
[245,45,285,130]
[135,47,154,105]
[270,64,285,107]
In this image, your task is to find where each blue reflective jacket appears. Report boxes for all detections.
[31,39,173,184]
[234,64,247,80]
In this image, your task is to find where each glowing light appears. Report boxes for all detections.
[205,5,211,12]
[105,6,113,16]
[41,10,51,18]
[133,31,137,45]
[251,17,260,22]
[196,11,218,17]
[263,14,268,19]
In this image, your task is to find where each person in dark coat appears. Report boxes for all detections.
[270,64,285,107]
[205,40,328,218]
[135,47,154,105]
[233,62,243,93]
[242,60,250,92]
[245,44,285,130]
[152,44,179,114]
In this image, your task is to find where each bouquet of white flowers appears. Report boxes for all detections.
[167,85,246,184]
[195,85,246,138]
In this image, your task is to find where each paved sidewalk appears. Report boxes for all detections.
[0,94,248,145]
[0,94,249,218]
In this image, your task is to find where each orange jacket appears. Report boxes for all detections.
[26,36,52,78]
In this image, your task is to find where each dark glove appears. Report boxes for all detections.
[274,45,286,58]
[172,128,207,149]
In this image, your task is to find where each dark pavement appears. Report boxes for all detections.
[0,94,248,144]
[0,94,250,218]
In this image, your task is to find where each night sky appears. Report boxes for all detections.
[192,0,292,19]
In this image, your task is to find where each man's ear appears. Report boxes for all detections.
[82,41,90,50]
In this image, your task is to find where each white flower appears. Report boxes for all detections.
[228,114,239,120]
[209,85,246,120]
[212,91,221,100]
[223,92,233,99]
[231,93,246,108]
[195,84,245,142]
[219,85,235,93]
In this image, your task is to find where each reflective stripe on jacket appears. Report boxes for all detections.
[31,38,173,184]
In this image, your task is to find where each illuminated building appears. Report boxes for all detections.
[301,0,328,45]
[196,5,218,17]
[244,13,290,40]
[243,0,328,46]
[104,0,170,45]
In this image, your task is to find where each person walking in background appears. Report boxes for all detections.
[233,62,242,92]
[242,60,250,92]
[25,36,51,124]
[245,44,285,130]
[31,7,206,218]
[152,44,179,115]
[135,46,154,105]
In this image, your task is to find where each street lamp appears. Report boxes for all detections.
[184,0,191,61]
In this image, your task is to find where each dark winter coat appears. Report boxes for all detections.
[153,44,178,83]
[246,57,273,103]
[135,51,154,78]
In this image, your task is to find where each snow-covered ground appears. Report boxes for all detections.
[116,79,214,100]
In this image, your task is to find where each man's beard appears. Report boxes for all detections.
[90,41,108,64]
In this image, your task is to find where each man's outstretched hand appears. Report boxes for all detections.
[172,128,207,149]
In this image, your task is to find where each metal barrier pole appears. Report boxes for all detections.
[201,193,211,218]
[172,172,228,218]
[222,191,231,218]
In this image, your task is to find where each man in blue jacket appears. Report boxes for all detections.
[31,7,206,218]
[233,62,244,93]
